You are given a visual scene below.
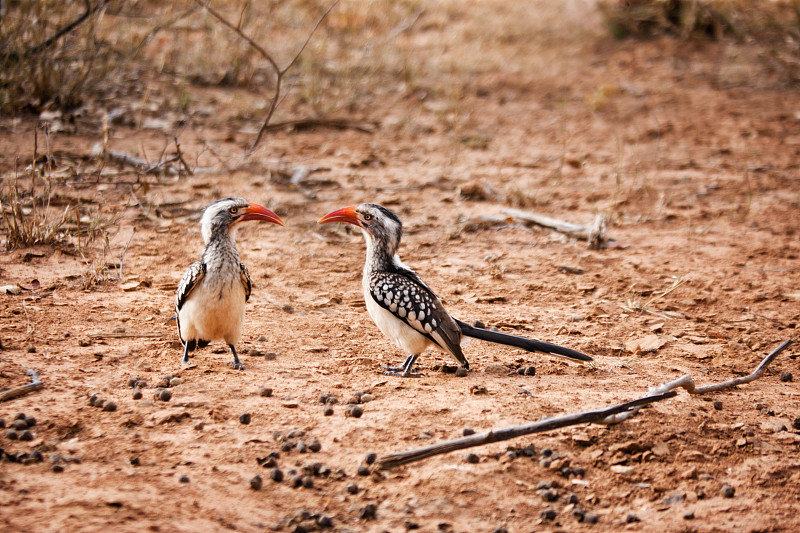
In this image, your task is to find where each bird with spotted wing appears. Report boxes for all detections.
[175,197,284,370]
[319,203,592,377]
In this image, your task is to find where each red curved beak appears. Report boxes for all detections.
[318,206,360,227]
[240,203,285,226]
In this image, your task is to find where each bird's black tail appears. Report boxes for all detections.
[456,319,593,363]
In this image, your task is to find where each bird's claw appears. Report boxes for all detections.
[381,367,422,378]
[228,361,245,370]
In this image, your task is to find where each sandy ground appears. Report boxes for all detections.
[1,1,799,532]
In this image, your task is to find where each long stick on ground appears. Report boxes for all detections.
[376,391,677,470]
[377,339,793,470]
[0,370,43,402]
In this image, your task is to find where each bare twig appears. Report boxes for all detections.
[500,208,612,248]
[377,391,677,470]
[19,0,113,59]
[194,0,340,155]
[0,370,43,402]
[261,118,378,134]
[377,339,794,469]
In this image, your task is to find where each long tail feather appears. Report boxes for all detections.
[456,319,592,362]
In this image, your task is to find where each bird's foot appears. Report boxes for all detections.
[228,361,245,370]
[382,369,422,378]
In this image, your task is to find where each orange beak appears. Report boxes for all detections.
[240,203,285,226]
[318,206,360,227]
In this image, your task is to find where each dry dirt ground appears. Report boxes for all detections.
[1,2,800,532]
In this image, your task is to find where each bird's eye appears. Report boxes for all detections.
[230,207,238,214]
[363,213,373,221]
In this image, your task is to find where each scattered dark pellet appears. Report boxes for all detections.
[0,419,5,428]
[516,367,525,375]
[536,480,551,490]
[504,451,517,461]
[526,366,536,376]
[302,476,314,488]
[127,377,139,388]
[539,458,551,468]
[365,452,377,465]
[540,508,557,520]
[133,389,143,400]
[250,475,263,490]
[541,489,559,502]
[346,395,361,405]
[30,450,43,463]
[584,512,599,524]
[157,389,172,402]
[14,413,26,420]
[293,526,308,533]
[626,513,640,523]
[346,405,364,418]
[721,484,735,498]
[318,393,330,404]
[88,395,99,406]
[541,448,553,457]
[309,439,322,453]
[239,413,251,425]
[793,417,800,431]
[463,428,475,436]
[291,475,303,488]
[7,430,18,440]
[713,400,723,410]
[440,365,458,374]
[466,453,479,464]
[24,416,35,428]
[346,482,359,494]
[473,320,485,329]
[130,457,140,466]
[270,468,284,482]
[12,419,28,431]
[316,515,333,528]
[102,401,117,412]
[52,464,64,473]
[257,456,276,468]
[359,503,376,520]
[455,367,468,377]
[259,387,273,397]
[323,406,334,416]
[19,430,33,441]
[780,372,793,382]
[287,429,305,438]
[295,441,307,453]
[281,442,293,452]
[492,528,507,533]
[573,507,585,521]
[357,465,370,476]
[325,396,339,405]
[572,466,585,477]
[179,475,190,483]
[135,380,147,389]
[683,510,695,520]
[568,493,580,505]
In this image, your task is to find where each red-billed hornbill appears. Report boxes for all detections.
[175,197,284,370]
[319,203,592,377]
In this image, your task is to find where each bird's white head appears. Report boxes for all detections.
[318,203,403,255]
[200,197,284,244]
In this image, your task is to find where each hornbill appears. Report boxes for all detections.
[175,197,284,370]
[318,203,592,377]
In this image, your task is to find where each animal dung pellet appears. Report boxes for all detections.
[132,389,143,400]
[357,465,370,476]
[270,467,284,482]
[364,452,377,465]
[345,405,363,418]
[308,439,322,453]
[465,453,479,464]
[102,401,117,412]
[155,389,172,402]
[127,377,139,388]
[323,406,334,416]
[250,475,263,490]
[11,419,28,431]
[721,484,735,498]
[239,413,251,425]
[6,429,19,440]
[358,503,376,520]
[346,482,359,494]
[25,416,36,428]
[259,386,273,397]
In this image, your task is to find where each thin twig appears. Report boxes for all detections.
[0,370,43,402]
[377,391,677,470]
[20,0,113,58]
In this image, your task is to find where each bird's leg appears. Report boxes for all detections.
[228,344,244,370]
[181,341,192,366]
[383,354,421,378]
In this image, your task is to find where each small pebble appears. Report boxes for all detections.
[357,465,370,476]
[0,419,5,429]
[302,476,314,488]
[780,372,793,382]
[721,484,735,498]
[308,439,322,453]
[179,475,190,483]
[536,480,551,490]
[323,406,334,416]
[346,482,359,494]
[316,515,333,528]
[463,428,475,436]
[52,464,64,473]
[361,393,375,402]
[540,508,557,520]
[30,450,43,463]
[572,466,585,477]
[455,367,468,377]
[102,401,117,412]
[130,457,140,466]
[281,442,293,452]
[359,503,377,520]
[132,389,143,400]
[19,430,33,441]
[541,448,553,457]
[793,417,800,431]
[345,405,364,418]
[473,320,485,328]
[683,510,695,520]
[539,458,551,468]
[88,395,99,406]
[259,387,273,397]
[541,489,559,502]
[584,512,599,524]
[239,413,251,425]
[250,475,263,490]
[270,468,284,482]
[568,493,580,505]
[626,513,640,523]
[346,395,361,405]
[465,453,479,464]
[365,452,377,464]
[525,366,536,376]
[169,377,182,387]
[295,441,307,453]
[713,400,723,410]
[521,444,535,457]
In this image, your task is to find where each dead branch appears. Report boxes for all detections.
[18,0,113,59]
[377,391,677,470]
[376,339,794,470]
[194,0,340,156]
[602,338,794,424]
[261,118,378,135]
[500,208,612,248]
[0,370,43,402]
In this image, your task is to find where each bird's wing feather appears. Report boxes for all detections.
[368,270,467,366]
[176,261,206,312]
[239,262,252,302]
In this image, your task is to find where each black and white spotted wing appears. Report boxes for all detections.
[367,270,467,366]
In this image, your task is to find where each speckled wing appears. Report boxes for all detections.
[239,262,252,302]
[367,269,468,366]
[176,260,206,313]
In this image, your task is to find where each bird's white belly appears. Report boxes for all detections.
[179,278,246,345]
[363,281,431,355]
